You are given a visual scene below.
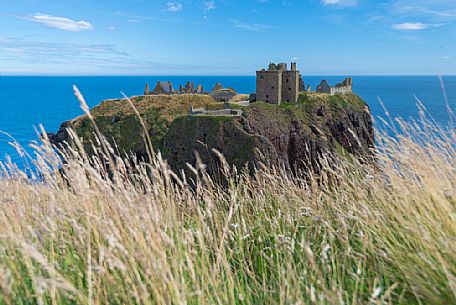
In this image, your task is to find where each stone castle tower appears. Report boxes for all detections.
[256,62,300,105]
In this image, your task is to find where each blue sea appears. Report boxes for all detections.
[0,76,455,166]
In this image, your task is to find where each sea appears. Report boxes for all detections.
[0,76,455,167]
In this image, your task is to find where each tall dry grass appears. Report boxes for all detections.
[0,90,454,305]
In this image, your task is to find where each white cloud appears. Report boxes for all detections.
[392,22,439,30]
[392,0,456,19]
[166,2,183,12]
[28,14,93,32]
[204,1,216,12]
[322,0,358,6]
[232,21,274,32]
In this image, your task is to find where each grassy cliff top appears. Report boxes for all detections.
[86,92,365,123]
[89,94,223,123]
[290,92,366,109]
[247,92,368,126]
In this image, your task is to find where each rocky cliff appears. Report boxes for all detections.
[50,93,374,175]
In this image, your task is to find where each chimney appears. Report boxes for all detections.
[291,62,297,71]
[278,63,287,71]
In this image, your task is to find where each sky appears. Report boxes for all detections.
[0,0,455,75]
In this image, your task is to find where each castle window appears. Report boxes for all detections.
[288,87,291,91]
[261,75,264,79]
[266,94,269,98]
[286,79,290,83]
[271,86,274,89]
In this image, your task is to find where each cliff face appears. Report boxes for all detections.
[161,116,278,174]
[50,93,374,175]
[161,93,374,175]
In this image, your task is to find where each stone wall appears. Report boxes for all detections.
[256,70,283,104]
[330,86,352,95]
[189,106,242,116]
[281,70,300,103]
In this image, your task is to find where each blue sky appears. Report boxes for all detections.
[1,0,455,75]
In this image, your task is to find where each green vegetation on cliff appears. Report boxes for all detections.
[60,94,223,155]
[51,92,373,174]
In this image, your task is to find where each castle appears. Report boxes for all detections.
[256,62,301,104]
[256,62,353,104]
[316,78,353,95]
[143,63,353,106]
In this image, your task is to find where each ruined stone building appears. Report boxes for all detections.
[256,62,300,104]
[144,80,206,95]
[180,81,204,94]
[299,75,306,92]
[152,81,175,95]
[144,83,151,95]
[317,78,353,95]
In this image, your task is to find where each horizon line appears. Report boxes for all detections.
[2,74,456,77]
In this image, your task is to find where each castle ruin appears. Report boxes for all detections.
[256,62,300,105]
[316,78,353,95]
[144,80,210,96]
[256,62,353,104]
[151,81,175,95]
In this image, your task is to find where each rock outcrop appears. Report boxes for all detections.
[162,93,374,175]
[50,92,374,176]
